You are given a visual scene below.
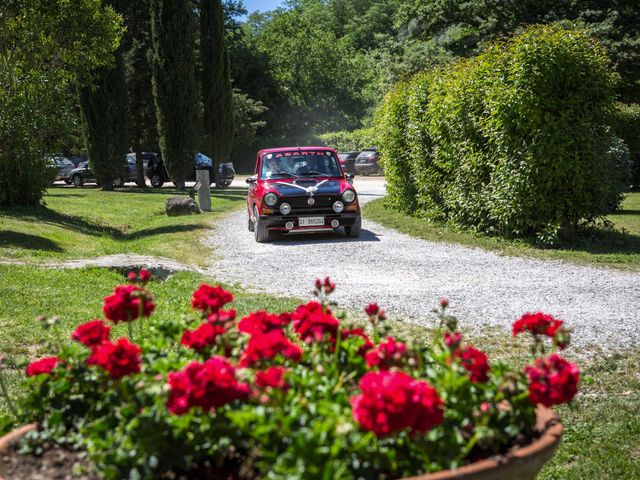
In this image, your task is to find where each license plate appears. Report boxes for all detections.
[299,216,324,227]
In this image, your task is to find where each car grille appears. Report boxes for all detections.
[279,195,338,214]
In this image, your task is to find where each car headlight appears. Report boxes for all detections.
[280,202,291,215]
[342,189,356,203]
[264,192,278,207]
[333,201,344,213]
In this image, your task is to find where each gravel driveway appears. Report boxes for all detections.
[207,177,640,349]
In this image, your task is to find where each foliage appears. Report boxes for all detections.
[150,0,199,188]
[317,128,375,152]
[0,0,123,206]
[377,25,623,243]
[610,103,640,188]
[79,1,129,191]
[4,274,579,479]
[201,0,235,165]
[374,81,416,213]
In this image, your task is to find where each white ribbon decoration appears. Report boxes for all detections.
[275,179,329,196]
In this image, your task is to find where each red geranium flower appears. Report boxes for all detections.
[255,366,289,391]
[341,328,374,355]
[181,322,227,351]
[365,336,409,370]
[457,345,490,383]
[103,285,155,323]
[240,329,302,367]
[72,320,110,348]
[87,338,142,380]
[350,370,444,437]
[524,354,579,407]
[513,312,563,338]
[238,311,291,335]
[444,332,462,350]
[291,301,339,343]
[364,303,380,316]
[166,356,249,415]
[139,268,152,283]
[207,309,237,324]
[192,284,233,313]
[26,357,59,377]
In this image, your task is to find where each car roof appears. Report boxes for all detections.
[258,146,337,156]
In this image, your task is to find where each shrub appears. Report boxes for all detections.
[5,272,580,479]
[377,25,623,242]
[374,81,417,213]
[610,103,640,188]
[318,128,375,152]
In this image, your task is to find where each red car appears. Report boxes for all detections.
[246,147,361,242]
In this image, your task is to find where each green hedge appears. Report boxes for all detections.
[376,24,624,243]
[317,128,375,152]
[611,103,640,188]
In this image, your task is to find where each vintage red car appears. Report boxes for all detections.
[246,146,361,242]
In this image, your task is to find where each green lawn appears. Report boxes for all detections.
[363,193,640,271]
[0,186,247,265]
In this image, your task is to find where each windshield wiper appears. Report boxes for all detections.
[306,170,330,176]
[271,172,299,178]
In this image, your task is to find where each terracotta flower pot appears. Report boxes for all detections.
[0,423,37,480]
[0,407,561,480]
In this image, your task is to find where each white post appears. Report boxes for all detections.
[196,169,211,212]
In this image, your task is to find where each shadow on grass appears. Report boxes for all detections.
[0,231,63,252]
[0,206,209,241]
[564,228,640,256]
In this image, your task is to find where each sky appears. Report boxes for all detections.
[243,0,284,14]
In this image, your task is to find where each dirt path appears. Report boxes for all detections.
[206,177,640,350]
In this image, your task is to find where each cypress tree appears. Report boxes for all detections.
[201,0,234,170]
[78,0,128,191]
[79,42,128,191]
[150,0,198,189]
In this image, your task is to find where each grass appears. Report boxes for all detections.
[363,193,640,271]
[0,265,638,478]
[0,186,247,265]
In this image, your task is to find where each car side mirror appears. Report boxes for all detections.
[246,176,257,184]
[345,173,355,183]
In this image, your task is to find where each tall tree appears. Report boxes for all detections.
[150,0,198,189]
[79,0,129,192]
[201,0,235,168]
[0,0,122,206]
[123,0,158,187]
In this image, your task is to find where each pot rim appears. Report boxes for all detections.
[403,405,563,479]
[0,407,562,480]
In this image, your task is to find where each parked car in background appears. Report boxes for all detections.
[354,148,381,175]
[48,155,75,184]
[69,159,130,187]
[145,152,235,189]
[338,151,360,173]
[246,146,361,242]
[68,154,88,167]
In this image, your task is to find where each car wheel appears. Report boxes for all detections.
[150,174,164,188]
[64,179,72,185]
[254,207,271,243]
[72,174,83,187]
[113,177,124,188]
[344,215,361,238]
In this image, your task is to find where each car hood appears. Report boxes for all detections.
[268,179,343,197]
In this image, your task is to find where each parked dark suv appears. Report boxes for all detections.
[354,148,381,175]
[145,152,235,189]
[338,151,360,174]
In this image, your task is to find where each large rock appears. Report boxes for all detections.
[165,197,200,216]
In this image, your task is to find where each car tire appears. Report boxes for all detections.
[248,210,255,232]
[72,174,83,187]
[254,207,270,243]
[64,179,72,185]
[113,177,124,188]
[149,173,164,188]
[344,215,361,238]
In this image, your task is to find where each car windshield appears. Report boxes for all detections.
[359,150,377,157]
[261,151,342,178]
[62,159,73,167]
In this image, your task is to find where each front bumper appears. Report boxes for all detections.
[260,213,360,232]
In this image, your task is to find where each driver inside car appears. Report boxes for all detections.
[265,156,283,176]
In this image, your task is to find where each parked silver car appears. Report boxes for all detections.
[48,155,75,184]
